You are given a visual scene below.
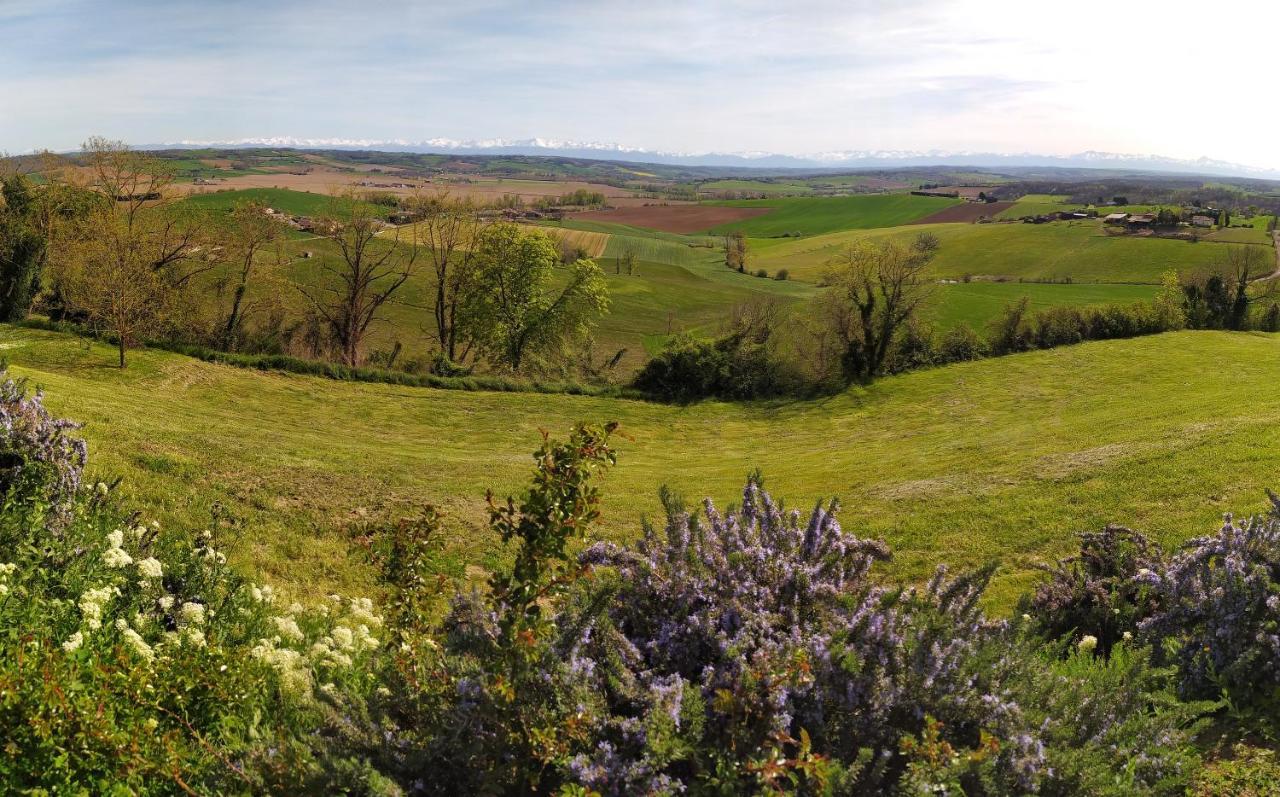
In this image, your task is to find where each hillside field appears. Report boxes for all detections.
[10,325,1280,610]
[704,193,963,236]
[752,219,1267,283]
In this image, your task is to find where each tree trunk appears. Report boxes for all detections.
[118,336,126,368]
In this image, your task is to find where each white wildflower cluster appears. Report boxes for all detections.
[61,630,83,653]
[137,557,163,581]
[1077,635,1099,653]
[78,586,117,630]
[250,584,276,604]
[251,639,311,694]
[273,615,305,642]
[0,561,14,597]
[103,528,133,569]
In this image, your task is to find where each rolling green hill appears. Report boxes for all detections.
[753,220,1268,283]
[703,193,962,236]
[10,325,1280,610]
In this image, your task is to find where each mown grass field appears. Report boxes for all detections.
[704,193,963,237]
[926,282,1161,330]
[753,220,1265,283]
[10,325,1280,610]
[995,194,1072,219]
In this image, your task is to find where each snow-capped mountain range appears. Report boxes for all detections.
[159,137,1280,180]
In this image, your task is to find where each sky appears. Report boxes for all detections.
[3,0,1279,167]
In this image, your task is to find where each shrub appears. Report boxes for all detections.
[754,268,768,278]
[1026,525,1165,657]
[774,268,789,281]
[938,323,988,362]
[1137,494,1280,725]
[0,373,87,522]
[988,298,1034,355]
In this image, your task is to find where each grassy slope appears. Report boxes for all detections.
[10,326,1280,610]
[184,187,390,218]
[926,282,1161,330]
[754,220,1262,283]
[703,193,963,237]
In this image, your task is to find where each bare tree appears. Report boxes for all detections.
[295,197,419,367]
[215,201,284,349]
[404,192,479,365]
[47,139,213,366]
[817,234,936,382]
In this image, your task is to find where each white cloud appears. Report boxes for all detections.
[3,0,1280,168]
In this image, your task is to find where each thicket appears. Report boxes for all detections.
[6,380,1280,793]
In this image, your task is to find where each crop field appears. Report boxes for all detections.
[704,193,964,237]
[531,225,610,257]
[926,282,1161,330]
[10,326,1280,610]
[752,220,1259,283]
[696,179,817,196]
[567,204,770,233]
[909,201,1015,224]
[183,187,391,218]
[994,194,1072,219]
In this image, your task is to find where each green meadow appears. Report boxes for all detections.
[926,281,1161,330]
[703,193,962,236]
[10,325,1280,611]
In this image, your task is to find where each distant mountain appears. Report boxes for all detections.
[159,137,1280,180]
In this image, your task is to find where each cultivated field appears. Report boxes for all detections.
[567,203,771,233]
[11,325,1280,610]
[704,193,964,236]
[909,201,1015,224]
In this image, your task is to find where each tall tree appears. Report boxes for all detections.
[216,201,283,350]
[295,197,418,367]
[405,192,480,365]
[817,234,937,382]
[0,174,46,321]
[47,139,212,366]
[459,223,608,372]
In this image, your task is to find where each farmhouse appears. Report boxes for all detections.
[1104,212,1130,225]
[1127,213,1156,228]
[1190,214,1216,228]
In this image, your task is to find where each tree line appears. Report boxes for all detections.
[637,232,1278,401]
[0,139,610,373]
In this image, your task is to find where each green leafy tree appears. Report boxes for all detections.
[459,223,609,372]
[0,174,46,321]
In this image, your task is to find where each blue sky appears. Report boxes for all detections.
[3,0,1279,167]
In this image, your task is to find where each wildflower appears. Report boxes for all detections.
[1122,631,1133,642]
[136,557,163,580]
[106,529,124,549]
[79,586,115,630]
[178,602,206,627]
[250,640,311,695]
[103,546,133,568]
[122,628,154,663]
[96,481,109,496]
[62,631,84,653]
[0,562,15,576]
[332,626,355,651]
[182,627,207,648]
[143,718,158,732]
[1077,635,1098,653]
[273,616,305,642]
[1020,613,1031,622]
[157,595,174,611]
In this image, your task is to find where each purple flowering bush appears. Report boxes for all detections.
[1137,494,1280,719]
[1027,524,1166,657]
[0,372,86,523]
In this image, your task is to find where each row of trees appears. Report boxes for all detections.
[0,139,610,373]
[638,233,1277,401]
